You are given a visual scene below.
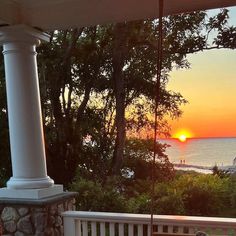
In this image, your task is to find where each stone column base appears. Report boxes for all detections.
[0,192,77,235]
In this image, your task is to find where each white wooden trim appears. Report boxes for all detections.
[62,211,236,236]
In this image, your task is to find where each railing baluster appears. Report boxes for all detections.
[100,222,105,236]
[82,221,88,236]
[109,222,115,236]
[137,224,143,236]
[63,216,77,236]
[77,220,82,236]
[91,222,97,236]
[119,223,124,236]
[178,226,184,234]
[62,211,236,236]
[147,224,151,236]
[168,225,173,234]
[189,227,195,234]
[158,225,163,234]
[128,223,134,236]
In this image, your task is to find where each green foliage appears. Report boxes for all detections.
[212,165,230,178]
[68,137,236,217]
[151,183,185,215]
[0,10,236,219]
[38,9,236,186]
[1,10,233,186]
[124,138,174,182]
[154,193,185,215]
[70,169,236,217]
[175,174,226,216]
[127,194,150,213]
[70,177,127,212]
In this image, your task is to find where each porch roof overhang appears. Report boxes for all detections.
[0,0,236,31]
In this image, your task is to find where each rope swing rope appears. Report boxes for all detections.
[150,0,164,235]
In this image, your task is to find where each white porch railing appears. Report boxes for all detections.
[62,211,236,236]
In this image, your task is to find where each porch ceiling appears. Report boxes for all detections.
[0,0,236,30]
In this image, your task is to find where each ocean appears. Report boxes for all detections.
[159,137,236,168]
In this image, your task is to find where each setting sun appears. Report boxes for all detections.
[178,134,187,142]
[172,129,193,142]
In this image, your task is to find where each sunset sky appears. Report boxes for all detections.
[168,7,236,138]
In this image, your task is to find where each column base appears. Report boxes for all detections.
[0,185,63,199]
[7,176,54,189]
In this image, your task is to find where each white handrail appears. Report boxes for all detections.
[62,211,236,236]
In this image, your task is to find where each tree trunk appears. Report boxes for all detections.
[112,23,129,175]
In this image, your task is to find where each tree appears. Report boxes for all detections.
[112,23,130,175]
[38,22,187,185]
[38,28,114,185]
[0,9,235,186]
[124,138,174,182]
[174,174,227,216]
[33,9,236,184]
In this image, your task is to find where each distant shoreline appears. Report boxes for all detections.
[174,163,236,174]
[174,163,212,170]
[160,137,236,172]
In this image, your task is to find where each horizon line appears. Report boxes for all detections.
[161,136,236,140]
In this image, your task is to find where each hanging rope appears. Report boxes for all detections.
[150,0,164,235]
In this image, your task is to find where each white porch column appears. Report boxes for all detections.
[0,25,56,192]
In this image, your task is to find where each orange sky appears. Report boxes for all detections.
[168,48,236,138]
